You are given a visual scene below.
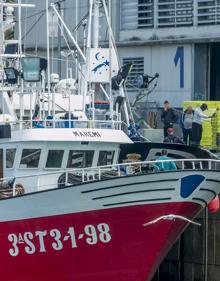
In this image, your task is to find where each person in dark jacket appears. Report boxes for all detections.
[180,106,194,145]
[161,100,178,137]
[163,128,184,144]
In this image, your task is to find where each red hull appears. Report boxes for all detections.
[0,202,201,281]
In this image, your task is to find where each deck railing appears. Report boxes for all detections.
[0,158,220,198]
[0,118,123,131]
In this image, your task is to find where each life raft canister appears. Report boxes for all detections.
[208,195,220,213]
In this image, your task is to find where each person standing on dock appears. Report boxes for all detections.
[191,103,214,147]
[161,100,178,137]
[180,106,194,145]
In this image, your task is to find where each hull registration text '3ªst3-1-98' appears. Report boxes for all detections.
[8,223,111,256]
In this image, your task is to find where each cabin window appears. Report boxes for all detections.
[6,148,16,168]
[98,151,115,166]
[20,149,41,168]
[67,150,94,168]
[46,150,64,168]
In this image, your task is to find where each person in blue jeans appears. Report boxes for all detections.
[154,149,177,171]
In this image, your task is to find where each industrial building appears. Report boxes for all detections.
[16,0,220,108]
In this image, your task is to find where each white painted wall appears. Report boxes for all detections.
[118,44,193,107]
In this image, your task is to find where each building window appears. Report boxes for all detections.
[121,0,220,30]
[138,0,154,28]
[157,0,193,27]
[6,148,16,168]
[46,150,64,168]
[197,0,220,25]
[123,57,144,89]
[97,151,115,166]
[121,0,138,30]
[20,149,41,168]
[67,150,94,168]
[121,0,154,30]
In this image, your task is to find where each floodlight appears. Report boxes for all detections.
[21,57,47,82]
[135,73,159,89]
[136,74,149,88]
[112,63,133,90]
[4,67,19,84]
[4,43,18,54]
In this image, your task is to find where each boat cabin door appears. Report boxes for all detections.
[0,149,3,178]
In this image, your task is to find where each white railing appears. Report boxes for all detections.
[0,119,123,131]
[76,158,220,179]
[0,158,220,198]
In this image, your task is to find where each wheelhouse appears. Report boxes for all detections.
[0,127,132,193]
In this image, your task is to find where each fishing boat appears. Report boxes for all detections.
[0,1,220,281]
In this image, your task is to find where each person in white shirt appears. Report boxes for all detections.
[191,103,213,147]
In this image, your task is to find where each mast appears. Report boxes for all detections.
[75,0,78,81]
[108,0,113,121]
[0,0,4,84]
[46,0,51,116]
[51,0,130,126]
[51,4,86,61]
[51,2,87,116]
[93,0,99,48]
[0,0,4,121]
[57,1,62,79]
[0,1,35,124]
[18,0,24,125]
[101,0,130,124]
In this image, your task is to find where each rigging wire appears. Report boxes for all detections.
[72,12,89,32]
[34,3,39,55]
[56,16,85,78]
[20,9,45,21]
[21,10,46,41]
[20,6,79,22]
[19,1,89,52]
[20,3,89,69]
[21,7,88,37]
[23,3,28,52]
